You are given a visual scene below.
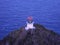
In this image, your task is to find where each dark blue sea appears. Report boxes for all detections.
[0,0,60,40]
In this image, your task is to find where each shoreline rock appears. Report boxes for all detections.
[0,24,60,45]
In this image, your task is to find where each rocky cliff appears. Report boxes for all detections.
[0,24,60,45]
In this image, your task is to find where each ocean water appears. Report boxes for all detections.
[0,0,60,40]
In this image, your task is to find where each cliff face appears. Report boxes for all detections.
[0,24,60,45]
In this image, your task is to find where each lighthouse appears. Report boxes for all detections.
[25,16,35,30]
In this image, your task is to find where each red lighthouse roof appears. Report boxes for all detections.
[27,16,33,21]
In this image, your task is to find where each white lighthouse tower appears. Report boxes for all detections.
[25,16,35,30]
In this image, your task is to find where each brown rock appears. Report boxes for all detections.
[0,24,60,45]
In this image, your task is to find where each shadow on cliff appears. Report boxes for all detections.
[0,24,60,45]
